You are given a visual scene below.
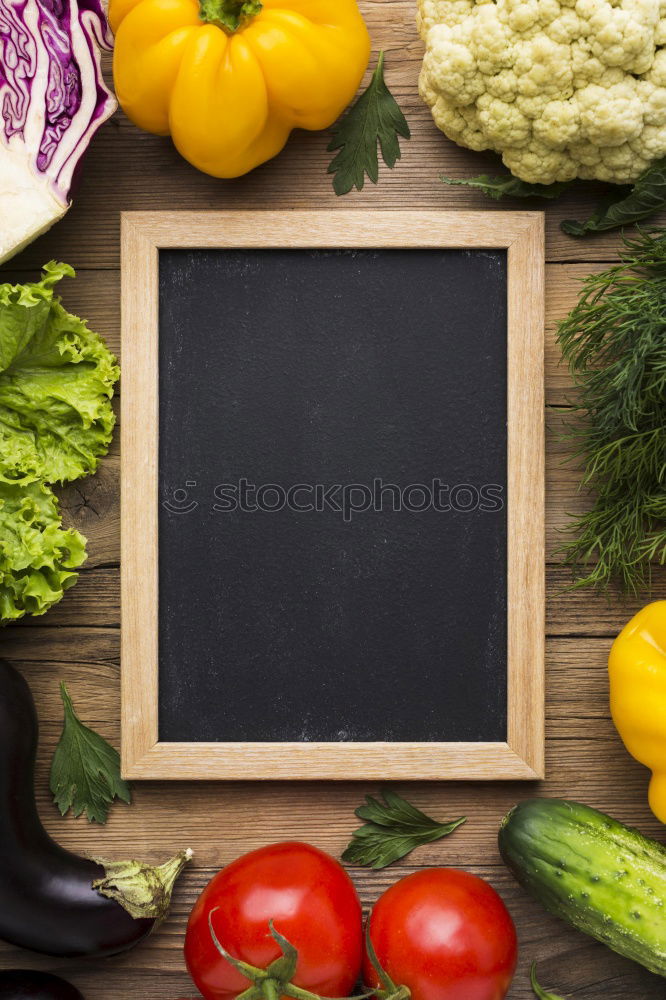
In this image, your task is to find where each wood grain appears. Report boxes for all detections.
[1,0,665,995]
[15,563,661,635]
[120,214,160,773]
[506,215,545,780]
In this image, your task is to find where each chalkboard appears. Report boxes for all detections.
[121,211,545,781]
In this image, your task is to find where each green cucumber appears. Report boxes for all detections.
[499,799,666,978]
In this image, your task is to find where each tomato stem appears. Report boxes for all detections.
[263,982,281,1000]
[208,912,373,1000]
[364,926,411,1000]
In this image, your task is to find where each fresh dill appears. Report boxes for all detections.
[557,228,666,594]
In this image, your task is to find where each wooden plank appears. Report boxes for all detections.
[2,631,663,839]
[15,563,666,634]
[120,214,161,777]
[16,568,122,627]
[15,731,665,859]
[506,216,546,779]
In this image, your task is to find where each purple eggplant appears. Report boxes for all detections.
[0,971,85,1000]
[0,659,191,958]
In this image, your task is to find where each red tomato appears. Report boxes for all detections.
[185,842,363,1000]
[364,869,517,1000]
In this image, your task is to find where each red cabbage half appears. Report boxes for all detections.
[0,0,117,263]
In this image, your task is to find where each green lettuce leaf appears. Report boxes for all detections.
[0,261,119,485]
[0,478,86,621]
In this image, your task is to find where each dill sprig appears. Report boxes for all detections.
[557,228,666,594]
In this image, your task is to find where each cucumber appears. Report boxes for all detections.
[498,799,666,977]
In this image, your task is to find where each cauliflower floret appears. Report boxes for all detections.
[421,29,485,105]
[425,96,492,150]
[578,81,645,144]
[638,78,666,122]
[418,0,666,184]
[533,99,580,145]
[477,94,532,145]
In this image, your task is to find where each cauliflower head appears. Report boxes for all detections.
[418,0,666,184]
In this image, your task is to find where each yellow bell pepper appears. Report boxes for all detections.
[609,601,666,822]
[108,0,371,178]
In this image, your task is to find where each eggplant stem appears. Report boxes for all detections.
[92,849,192,923]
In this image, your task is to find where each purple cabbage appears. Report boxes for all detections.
[0,0,116,261]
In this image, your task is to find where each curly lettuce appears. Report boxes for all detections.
[0,261,119,485]
[0,262,119,621]
[0,479,86,621]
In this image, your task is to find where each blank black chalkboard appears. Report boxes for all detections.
[157,247,507,743]
[120,210,545,781]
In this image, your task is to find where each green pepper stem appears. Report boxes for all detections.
[198,0,262,32]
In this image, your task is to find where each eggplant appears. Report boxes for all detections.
[0,658,191,958]
[0,971,85,1000]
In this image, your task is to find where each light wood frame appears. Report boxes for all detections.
[121,210,545,781]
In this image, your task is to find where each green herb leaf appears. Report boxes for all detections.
[556,228,666,593]
[342,789,466,868]
[50,682,131,824]
[562,157,666,236]
[441,174,572,201]
[327,52,410,196]
[530,963,566,1000]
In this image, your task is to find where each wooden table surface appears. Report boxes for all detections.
[2,2,666,997]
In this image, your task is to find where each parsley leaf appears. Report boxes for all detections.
[530,963,566,1000]
[50,682,131,824]
[327,52,410,196]
[342,789,466,868]
[441,174,572,201]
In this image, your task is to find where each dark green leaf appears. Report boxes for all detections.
[50,682,131,824]
[327,52,410,196]
[342,789,466,868]
[562,157,666,236]
[530,963,566,1000]
[441,174,572,201]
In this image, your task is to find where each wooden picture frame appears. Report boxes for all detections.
[121,210,545,781]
